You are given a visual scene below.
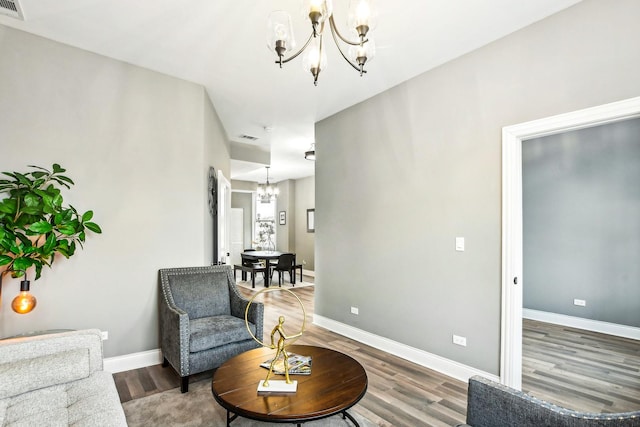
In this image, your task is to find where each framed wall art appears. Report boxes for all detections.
[307,209,315,233]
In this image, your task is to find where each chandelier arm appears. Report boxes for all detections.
[328,15,368,46]
[329,21,366,74]
[277,32,315,65]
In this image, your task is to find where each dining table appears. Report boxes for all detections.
[242,250,283,287]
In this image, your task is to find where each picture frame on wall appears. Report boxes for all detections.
[307,209,315,233]
[279,211,286,225]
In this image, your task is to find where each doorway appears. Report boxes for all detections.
[500,96,640,389]
[230,208,243,266]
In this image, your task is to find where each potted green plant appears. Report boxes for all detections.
[0,164,101,311]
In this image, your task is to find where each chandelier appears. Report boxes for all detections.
[267,0,377,86]
[257,166,279,203]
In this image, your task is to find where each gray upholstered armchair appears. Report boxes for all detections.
[158,264,263,393]
[460,376,640,426]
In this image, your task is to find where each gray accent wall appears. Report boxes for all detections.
[523,118,640,328]
[315,0,640,375]
[0,25,230,357]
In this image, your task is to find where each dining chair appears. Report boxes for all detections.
[234,253,267,288]
[270,253,296,286]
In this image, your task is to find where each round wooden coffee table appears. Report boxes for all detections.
[211,344,368,426]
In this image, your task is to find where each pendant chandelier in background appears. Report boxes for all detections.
[257,166,279,203]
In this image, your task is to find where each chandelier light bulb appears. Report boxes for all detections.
[304,0,332,33]
[267,10,295,65]
[309,0,322,13]
[355,2,371,24]
[349,37,375,74]
[303,37,327,85]
[348,0,377,38]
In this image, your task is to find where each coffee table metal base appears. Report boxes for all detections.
[224,408,360,427]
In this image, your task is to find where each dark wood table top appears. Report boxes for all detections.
[211,344,368,424]
[242,250,284,260]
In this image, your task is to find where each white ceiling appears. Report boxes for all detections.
[0,0,582,184]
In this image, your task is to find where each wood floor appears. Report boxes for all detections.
[114,283,640,426]
[522,319,640,414]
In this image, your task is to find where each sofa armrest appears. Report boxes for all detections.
[0,329,103,372]
[0,329,104,399]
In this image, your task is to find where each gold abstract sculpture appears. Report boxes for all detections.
[245,288,307,389]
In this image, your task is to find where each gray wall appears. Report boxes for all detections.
[523,118,640,327]
[0,25,230,357]
[295,176,315,271]
[231,192,253,250]
[315,0,640,375]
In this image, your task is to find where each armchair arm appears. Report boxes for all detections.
[229,282,263,342]
[158,284,190,377]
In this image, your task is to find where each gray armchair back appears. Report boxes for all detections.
[159,265,264,393]
[462,376,640,427]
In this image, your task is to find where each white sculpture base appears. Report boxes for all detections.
[257,380,297,393]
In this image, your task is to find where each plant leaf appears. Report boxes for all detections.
[12,257,34,271]
[57,225,76,235]
[43,233,56,253]
[29,221,53,234]
[84,222,102,233]
[0,255,12,266]
[0,199,17,214]
[82,210,94,222]
[56,175,75,185]
[23,193,40,207]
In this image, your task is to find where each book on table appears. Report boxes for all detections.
[260,353,312,375]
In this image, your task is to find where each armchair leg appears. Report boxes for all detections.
[181,376,189,393]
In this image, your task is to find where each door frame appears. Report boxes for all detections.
[217,171,232,264]
[500,96,640,389]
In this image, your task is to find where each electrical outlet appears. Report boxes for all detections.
[453,335,467,346]
[350,306,359,315]
[574,299,586,307]
[101,331,109,341]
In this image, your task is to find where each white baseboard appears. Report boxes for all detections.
[313,314,499,384]
[523,309,640,341]
[302,269,315,278]
[103,315,503,383]
[104,349,163,373]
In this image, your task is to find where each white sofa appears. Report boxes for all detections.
[0,329,127,426]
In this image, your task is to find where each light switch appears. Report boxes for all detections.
[456,237,465,251]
